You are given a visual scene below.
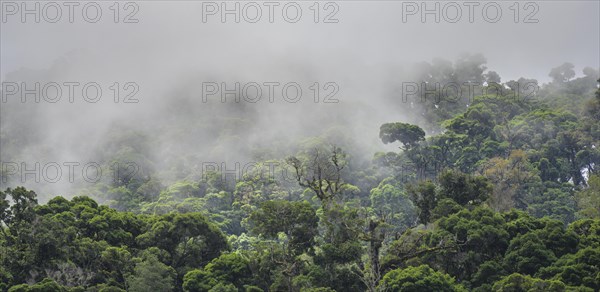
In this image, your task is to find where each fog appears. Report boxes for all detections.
[1,1,599,201]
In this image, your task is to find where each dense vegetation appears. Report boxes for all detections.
[1,59,599,291]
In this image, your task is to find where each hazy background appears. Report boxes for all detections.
[1,0,599,200]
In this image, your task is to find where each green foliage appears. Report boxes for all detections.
[0,189,230,290]
[566,219,600,248]
[431,198,463,221]
[503,233,557,275]
[537,247,600,290]
[127,254,176,292]
[7,278,66,292]
[439,169,491,206]
[491,273,569,292]
[136,212,228,272]
[379,265,466,292]
[0,187,38,227]
[247,200,318,255]
[183,253,253,292]
[406,170,490,224]
[369,182,417,234]
[2,64,599,291]
[406,180,437,224]
[380,123,426,149]
[576,174,600,219]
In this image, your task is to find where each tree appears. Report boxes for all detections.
[585,79,600,120]
[135,213,228,282]
[406,180,437,224]
[126,254,175,292]
[286,146,348,207]
[479,150,536,212]
[99,247,134,288]
[182,253,253,292]
[505,78,539,100]
[0,190,10,233]
[485,71,501,84]
[526,182,577,224]
[567,219,600,248]
[503,233,556,275]
[379,265,466,292]
[549,63,576,83]
[491,273,567,292]
[247,200,318,255]
[438,169,491,206]
[369,182,417,236]
[406,170,490,225]
[427,207,510,283]
[353,183,418,291]
[380,123,426,150]
[576,174,600,218]
[537,246,600,290]
[454,53,488,84]
[7,278,67,292]
[246,200,319,290]
[0,187,38,227]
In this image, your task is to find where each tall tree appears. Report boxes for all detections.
[380,123,426,150]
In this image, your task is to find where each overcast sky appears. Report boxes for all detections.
[1,1,599,83]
